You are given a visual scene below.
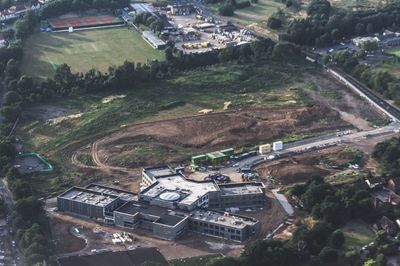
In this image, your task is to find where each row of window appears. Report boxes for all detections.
[220,196,262,202]
[202,229,242,241]
[191,221,242,235]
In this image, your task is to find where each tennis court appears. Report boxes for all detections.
[48,15,123,30]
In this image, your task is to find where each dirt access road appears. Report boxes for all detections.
[72,105,350,173]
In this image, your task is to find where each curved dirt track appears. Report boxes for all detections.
[72,105,351,172]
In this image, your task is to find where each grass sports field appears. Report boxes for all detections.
[208,0,285,26]
[21,27,164,78]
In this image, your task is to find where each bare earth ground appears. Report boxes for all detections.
[50,216,86,255]
[255,146,363,185]
[77,105,349,171]
[307,72,385,130]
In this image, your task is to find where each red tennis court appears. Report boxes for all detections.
[48,15,123,30]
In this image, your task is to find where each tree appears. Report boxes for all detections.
[329,229,345,248]
[165,47,173,62]
[219,4,234,16]
[12,197,45,229]
[1,105,21,123]
[6,169,22,188]
[239,43,252,59]
[363,255,386,266]
[355,23,365,35]
[331,28,340,42]
[5,59,20,80]
[10,180,33,200]
[206,257,240,266]
[362,40,378,52]
[344,250,360,266]
[267,16,282,29]
[318,247,338,263]
[307,0,331,16]
[366,23,375,34]
[322,54,330,65]
[241,239,297,266]
[4,91,22,106]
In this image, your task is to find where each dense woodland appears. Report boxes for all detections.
[329,50,400,106]
[281,0,400,46]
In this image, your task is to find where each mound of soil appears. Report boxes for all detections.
[96,105,350,167]
[258,161,331,184]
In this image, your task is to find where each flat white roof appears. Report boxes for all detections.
[219,183,264,196]
[191,209,258,228]
[142,31,166,47]
[141,174,218,206]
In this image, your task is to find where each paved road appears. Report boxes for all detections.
[0,178,24,266]
[271,189,294,216]
[219,122,399,175]
[328,67,400,121]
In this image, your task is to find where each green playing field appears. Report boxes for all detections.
[21,27,165,78]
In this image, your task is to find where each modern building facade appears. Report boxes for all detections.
[57,165,266,242]
[57,187,124,220]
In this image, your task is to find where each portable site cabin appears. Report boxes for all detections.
[206,151,227,164]
[191,154,207,165]
[220,148,234,156]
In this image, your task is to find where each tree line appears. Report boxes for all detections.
[0,140,51,266]
[206,176,399,266]
[328,50,400,106]
[133,12,164,33]
[39,0,129,20]
[0,39,300,134]
[218,0,252,16]
[372,137,400,177]
[280,0,400,47]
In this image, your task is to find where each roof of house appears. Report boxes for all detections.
[389,177,400,187]
[365,176,384,188]
[379,216,396,229]
[390,193,400,205]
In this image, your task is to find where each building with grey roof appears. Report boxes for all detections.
[57,187,123,220]
[141,165,265,211]
[86,184,138,202]
[142,31,166,49]
[189,209,260,241]
[113,201,188,240]
[57,165,266,242]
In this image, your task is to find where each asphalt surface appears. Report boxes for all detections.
[271,189,294,216]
